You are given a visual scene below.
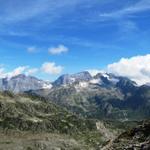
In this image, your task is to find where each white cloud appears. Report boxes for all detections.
[41,62,63,75]
[27,46,37,53]
[0,61,63,79]
[0,66,28,78]
[7,66,28,78]
[48,45,68,55]
[87,69,104,76]
[107,54,150,85]
[26,68,39,75]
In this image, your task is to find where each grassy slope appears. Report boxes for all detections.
[0,91,147,150]
[0,91,107,149]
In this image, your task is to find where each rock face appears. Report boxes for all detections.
[0,74,52,93]
[53,71,92,86]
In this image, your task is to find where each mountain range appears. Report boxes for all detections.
[0,71,150,149]
[0,71,150,121]
[0,71,138,93]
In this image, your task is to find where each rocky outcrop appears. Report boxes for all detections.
[103,120,150,150]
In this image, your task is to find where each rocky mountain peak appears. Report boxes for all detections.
[0,74,52,93]
[53,71,92,86]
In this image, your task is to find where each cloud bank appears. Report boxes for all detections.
[0,66,28,78]
[107,54,150,85]
[0,62,63,79]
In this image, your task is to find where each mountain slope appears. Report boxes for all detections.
[28,72,150,121]
[0,71,150,121]
[1,91,119,149]
[0,74,52,93]
[53,71,92,86]
[0,91,96,134]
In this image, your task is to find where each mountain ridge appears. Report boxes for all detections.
[0,72,149,149]
[0,71,150,121]
[0,71,140,93]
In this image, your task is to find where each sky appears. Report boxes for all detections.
[0,0,150,84]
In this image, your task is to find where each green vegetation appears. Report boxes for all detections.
[0,92,96,134]
[0,91,149,149]
[0,91,104,149]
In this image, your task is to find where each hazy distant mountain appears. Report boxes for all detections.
[0,74,52,93]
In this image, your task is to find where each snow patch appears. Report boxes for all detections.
[70,77,76,82]
[42,83,53,89]
[90,79,101,84]
[75,81,89,92]
[102,73,109,78]
[79,82,88,88]
[108,78,119,84]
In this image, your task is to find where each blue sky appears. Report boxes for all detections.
[0,0,150,83]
